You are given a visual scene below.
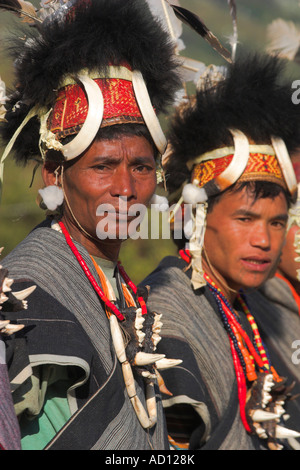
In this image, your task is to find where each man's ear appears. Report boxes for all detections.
[41,162,62,187]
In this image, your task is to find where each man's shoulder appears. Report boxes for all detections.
[1,220,67,281]
[141,255,211,311]
[2,219,54,259]
[142,255,188,285]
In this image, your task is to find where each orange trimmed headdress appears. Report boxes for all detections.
[0,0,181,168]
[165,54,300,289]
[49,72,144,141]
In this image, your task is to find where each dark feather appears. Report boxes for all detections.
[167,2,232,63]
[0,0,20,10]
[0,0,39,24]
[0,0,181,165]
[165,53,300,195]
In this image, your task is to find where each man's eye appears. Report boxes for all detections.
[135,165,154,173]
[271,220,286,229]
[94,165,109,171]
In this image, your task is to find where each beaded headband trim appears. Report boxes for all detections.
[186,144,276,170]
[192,152,287,191]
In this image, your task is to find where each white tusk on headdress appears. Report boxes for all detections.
[59,74,104,160]
[214,128,250,191]
[271,136,297,196]
[132,70,167,155]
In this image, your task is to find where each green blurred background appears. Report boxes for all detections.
[1,0,300,283]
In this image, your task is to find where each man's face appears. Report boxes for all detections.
[62,134,157,241]
[204,186,288,292]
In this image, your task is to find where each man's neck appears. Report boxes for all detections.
[60,215,122,262]
[202,256,238,305]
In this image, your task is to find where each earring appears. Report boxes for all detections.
[149,193,169,212]
[38,166,64,211]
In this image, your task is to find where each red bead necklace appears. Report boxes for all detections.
[178,249,280,433]
[59,221,147,321]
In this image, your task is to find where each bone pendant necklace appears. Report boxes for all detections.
[58,221,165,429]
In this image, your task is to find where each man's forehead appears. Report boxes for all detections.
[211,184,288,212]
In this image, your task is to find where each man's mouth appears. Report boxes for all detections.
[241,257,272,271]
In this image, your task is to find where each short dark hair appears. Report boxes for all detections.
[45,123,159,164]
[207,180,292,213]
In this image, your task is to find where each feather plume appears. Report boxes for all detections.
[0,0,40,24]
[266,18,300,63]
[0,0,181,165]
[179,56,206,84]
[146,0,206,84]
[167,2,232,63]
[165,54,300,197]
[145,0,183,52]
[227,0,238,61]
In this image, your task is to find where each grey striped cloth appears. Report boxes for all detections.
[1,221,168,450]
[0,338,21,450]
[143,257,261,450]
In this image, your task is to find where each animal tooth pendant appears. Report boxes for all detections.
[0,260,36,312]
[109,314,158,429]
[109,301,182,430]
[133,352,165,366]
[246,372,300,449]
[0,258,35,334]
[0,322,24,336]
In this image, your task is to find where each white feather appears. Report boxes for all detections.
[180,56,207,84]
[266,19,300,61]
[38,0,73,23]
[145,0,183,51]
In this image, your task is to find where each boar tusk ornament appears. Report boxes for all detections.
[109,307,182,429]
[245,372,300,450]
[1,248,36,334]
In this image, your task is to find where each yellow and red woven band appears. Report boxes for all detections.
[48,76,144,141]
[192,152,286,190]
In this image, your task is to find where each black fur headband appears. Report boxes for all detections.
[165,53,300,195]
[0,0,181,165]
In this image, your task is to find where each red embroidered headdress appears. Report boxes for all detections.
[165,54,300,289]
[0,0,181,166]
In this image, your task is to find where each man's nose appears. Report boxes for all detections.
[250,222,271,250]
[110,166,137,200]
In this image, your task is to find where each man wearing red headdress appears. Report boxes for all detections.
[143,54,300,450]
[0,0,181,450]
